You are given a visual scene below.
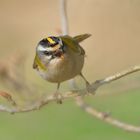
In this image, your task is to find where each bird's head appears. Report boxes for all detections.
[37,36,65,60]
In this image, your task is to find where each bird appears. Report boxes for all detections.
[33,34,91,103]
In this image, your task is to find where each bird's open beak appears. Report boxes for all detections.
[60,54,64,59]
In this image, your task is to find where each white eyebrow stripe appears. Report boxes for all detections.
[37,45,47,51]
[37,44,61,52]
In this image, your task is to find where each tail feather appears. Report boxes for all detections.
[73,34,91,43]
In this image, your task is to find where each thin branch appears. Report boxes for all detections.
[87,65,140,94]
[0,91,81,114]
[60,0,69,35]
[0,65,140,114]
[0,91,16,106]
[76,97,140,133]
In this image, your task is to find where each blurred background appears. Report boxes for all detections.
[0,0,140,139]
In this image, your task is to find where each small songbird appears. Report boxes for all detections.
[33,34,91,103]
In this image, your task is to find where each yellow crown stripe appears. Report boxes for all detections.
[47,37,55,44]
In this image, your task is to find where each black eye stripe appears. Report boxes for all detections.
[50,42,59,47]
[50,36,60,43]
[39,39,49,46]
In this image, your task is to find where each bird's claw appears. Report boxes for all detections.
[53,92,63,104]
[86,82,96,95]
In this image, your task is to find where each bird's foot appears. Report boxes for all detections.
[53,92,63,104]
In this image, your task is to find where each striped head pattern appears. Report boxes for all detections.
[37,36,65,59]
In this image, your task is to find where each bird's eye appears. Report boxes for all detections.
[43,51,51,55]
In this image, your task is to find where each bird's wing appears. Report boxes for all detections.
[33,54,47,71]
[33,59,37,69]
[61,35,81,53]
[61,34,91,55]
[73,34,91,43]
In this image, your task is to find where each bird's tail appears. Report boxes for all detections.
[73,34,91,43]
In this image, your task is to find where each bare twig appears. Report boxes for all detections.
[0,90,81,113]
[0,65,140,114]
[60,0,69,35]
[0,91,16,106]
[76,96,140,133]
[87,65,140,94]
